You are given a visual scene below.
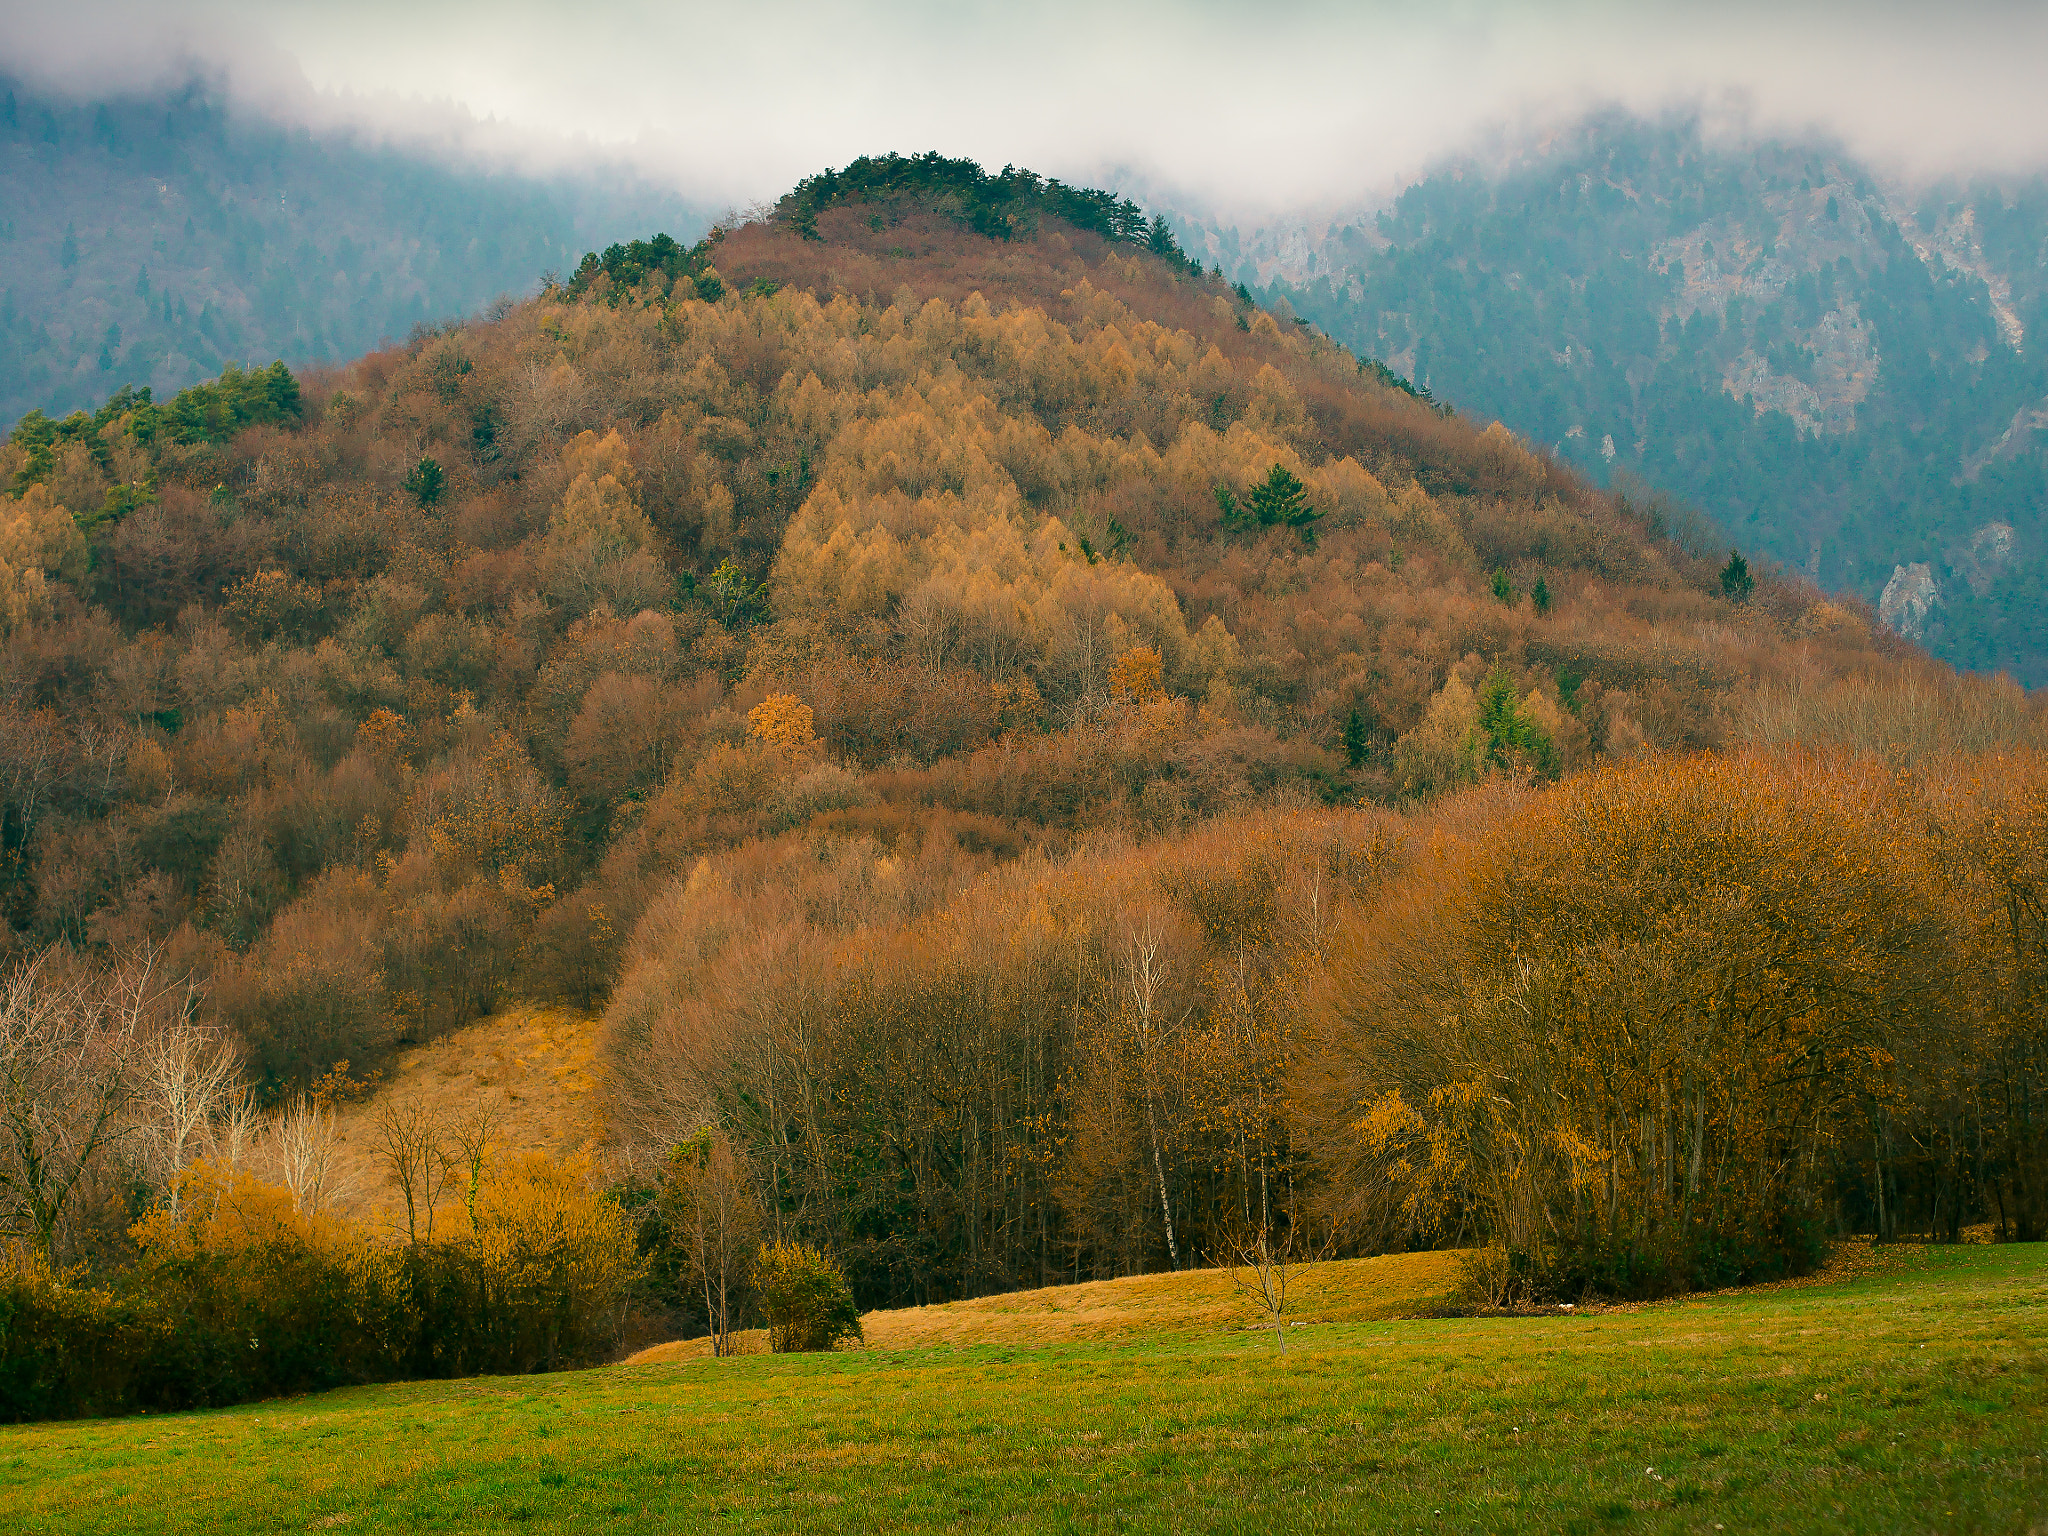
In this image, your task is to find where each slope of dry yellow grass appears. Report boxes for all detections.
[320,1006,604,1232]
[626,1249,1466,1363]
[619,1238,1933,1366]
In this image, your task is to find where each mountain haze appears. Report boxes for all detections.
[1180,115,2048,681]
[0,75,709,425]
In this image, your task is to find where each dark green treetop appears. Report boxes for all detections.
[1477,665,1560,780]
[405,456,445,508]
[1216,463,1325,545]
[1342,707,1368,769]
[1720,550,1755,602]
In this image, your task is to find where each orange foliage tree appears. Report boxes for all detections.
[1302,753,1952,1297]
[603,808,1400,1305]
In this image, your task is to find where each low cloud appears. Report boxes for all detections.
[5,0,2046,213]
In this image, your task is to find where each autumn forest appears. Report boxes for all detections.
[1,155,2043,1418]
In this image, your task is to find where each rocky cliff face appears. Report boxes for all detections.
[1881,562,1939,640]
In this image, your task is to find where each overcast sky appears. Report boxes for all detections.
[7,1,2048,214]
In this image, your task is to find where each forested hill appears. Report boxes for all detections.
[5,153,2034,1299]
[0,75,707,425]
[1190,115,2048,683]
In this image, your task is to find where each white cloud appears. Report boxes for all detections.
[4,0,2046,213]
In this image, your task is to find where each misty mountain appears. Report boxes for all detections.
[0,77,709,426]
[1181,115,2048,683]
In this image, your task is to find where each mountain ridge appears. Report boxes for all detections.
[0,155,1933,1086]
[1167,111,2048,680]
[0,74,711,426]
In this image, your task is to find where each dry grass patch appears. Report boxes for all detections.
[625,1248,1464,1363]
[623,1242,1942,1365]
[322,1006,603,1229]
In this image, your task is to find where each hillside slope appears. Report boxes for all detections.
[3,153,2033,1292]
[623,1235,1917,1362]
[1181,114,2048,680]
[0,155,1906,1059]
[317,1006,604,1230]
[627,1249,1466,1360]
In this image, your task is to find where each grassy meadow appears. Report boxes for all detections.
[2,1244,2041,1534]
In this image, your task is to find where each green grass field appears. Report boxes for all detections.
[3,1245,2042,1534]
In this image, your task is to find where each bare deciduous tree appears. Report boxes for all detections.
[374,1097,453,1244]
[448,1100,501,1232]
[212,1087,264,1173]
[264,1094,356,1217]
[134,1016,241,1213]
[667,1127,765,1357]
[0,945,183,1259]
[1220,1219,1319,1352]
[1121,911,1187,1271]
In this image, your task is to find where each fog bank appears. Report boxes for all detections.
[5,0,2046,213]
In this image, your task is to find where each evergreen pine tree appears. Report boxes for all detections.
[1719,550,1754,602]
[1245,464,1323,543]
[1147,213,1180,262]
[405,456,445,508]
[1532,576,1552,615]
[1476,665,1559,779]
[1342,707,1368,769]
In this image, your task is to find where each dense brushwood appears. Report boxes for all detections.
[609,752,2046,1308]
[1300,752,2048,1296]
[0,1153,640,1421]
[1,165,2041,1312]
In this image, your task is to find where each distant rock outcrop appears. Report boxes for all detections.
[1880,563,1940,640]
[1953,522,2017,597]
